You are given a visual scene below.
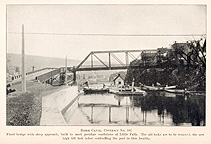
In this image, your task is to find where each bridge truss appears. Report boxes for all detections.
[74,50,151,71]
[37,49,162,84]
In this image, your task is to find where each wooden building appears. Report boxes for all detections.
[113,74,125,87]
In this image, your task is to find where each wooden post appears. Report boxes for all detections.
[91,106,94,123]
[109,52,111,69]
[126,107,129,123]
[73,66,76,83]
[145,111,147,125]
[22,24,26,92]
[51,78,53,85]
[131,78,135,92]
[91,53,93,68]
[109,107,111,122]
[143,110,145,123]
[131,96,134,109]
[65,56,68,86]
[162,110,164,124]
[160,114,161,123]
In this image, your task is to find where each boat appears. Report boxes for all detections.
[83,87,109,94]
[140,83,177,91]
[165,89,205,96]
[140,84,164,91]
[116,90,146,96]
[165,89,187,94]
[164,85,177,90]
[110,87,146,96]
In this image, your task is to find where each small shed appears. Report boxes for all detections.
[113,74,125,87]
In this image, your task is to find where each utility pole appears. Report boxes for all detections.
[65,55,68,86]
[22,24,26,92]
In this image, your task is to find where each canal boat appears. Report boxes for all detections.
[116,91,146,96]
[165,89,187,94]
[140,85,164,91]
[140,83,177,91]
[110,87,146,96]
[140,84,165,91]
[165,89,206,96]
[164,85,177,90]
[83,87,109,94]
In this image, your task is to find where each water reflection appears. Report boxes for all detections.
[73,91,205,126]
[134,91,205,126]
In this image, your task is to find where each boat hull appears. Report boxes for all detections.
[140,85,177,91]
[141,86,164,91]
[115,91,146,96]
[83,88,109,94]
[165,89,186,94]
[109,88,146,96]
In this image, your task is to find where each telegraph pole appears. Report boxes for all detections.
[22,24,26,92]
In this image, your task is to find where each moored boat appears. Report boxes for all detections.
[110,87,146,96]
[140,83,177,91]
[140,85,164,91]
[165,89,187,94]
[83,87,109,94]
[165,89,205,96]
[164,85,177,90]
[116,91,146,96]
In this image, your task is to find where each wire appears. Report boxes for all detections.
[7,32,206,37]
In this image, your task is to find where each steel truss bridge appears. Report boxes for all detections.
[73,50,154,71]
[35,49,164,83]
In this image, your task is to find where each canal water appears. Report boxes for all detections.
[64,85,205,126]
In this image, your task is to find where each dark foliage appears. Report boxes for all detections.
[125,38,206,91]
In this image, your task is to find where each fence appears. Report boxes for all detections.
[11,68,56,80]
[35,68,61,83]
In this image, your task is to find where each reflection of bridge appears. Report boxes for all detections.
[15,49,162,84]
[78,102,150,124]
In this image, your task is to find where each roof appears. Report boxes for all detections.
[141,52,157,59]
[113,74,124,81]
[171,42,191,53]
[157,47,171,53]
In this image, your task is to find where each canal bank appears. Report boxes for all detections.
[40,86,81,126]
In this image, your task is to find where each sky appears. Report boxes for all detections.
[7,5,206,61]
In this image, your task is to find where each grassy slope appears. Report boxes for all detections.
[6,81,66,126]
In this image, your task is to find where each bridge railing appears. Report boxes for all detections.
[11,68,56,81]
[35,68,61,83]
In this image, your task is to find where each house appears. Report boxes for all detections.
[141,50,157,64]
[157,47,172,63]
[171,41,192,65]
[113,74,125,87]
[171,42,191,54]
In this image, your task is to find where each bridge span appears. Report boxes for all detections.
[10,49,171,85]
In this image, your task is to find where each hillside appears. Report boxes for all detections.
[7,53,81,74]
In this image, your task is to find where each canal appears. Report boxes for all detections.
[64,85,205,126]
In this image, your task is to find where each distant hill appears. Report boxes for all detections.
[7,53,81,74]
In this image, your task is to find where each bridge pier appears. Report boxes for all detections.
[73,71,76,82]
[72,66,77,84]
